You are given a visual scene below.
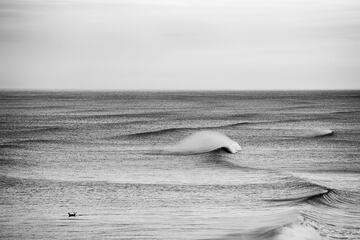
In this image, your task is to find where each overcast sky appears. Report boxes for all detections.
[0,0,359,90]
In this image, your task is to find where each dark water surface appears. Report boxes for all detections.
[1,91,359,239]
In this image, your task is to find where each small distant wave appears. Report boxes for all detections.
[280,129,335,139]
[161,131,241,155]
[303,129,334,138]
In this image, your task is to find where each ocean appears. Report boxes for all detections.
[0,91,359,240]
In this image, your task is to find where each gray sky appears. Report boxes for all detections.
[0,0,359,90]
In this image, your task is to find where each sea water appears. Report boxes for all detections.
[0,91,359,239]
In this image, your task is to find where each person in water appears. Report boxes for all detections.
[68,212,77,217]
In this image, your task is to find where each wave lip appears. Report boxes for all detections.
[162,131,241,155]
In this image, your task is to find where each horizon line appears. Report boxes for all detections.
[0,88,359,92]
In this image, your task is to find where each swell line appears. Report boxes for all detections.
[112,121,250,139]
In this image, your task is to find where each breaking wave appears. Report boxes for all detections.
[207,210,322,240]
[160,131,241,155]
[301,129,334,138]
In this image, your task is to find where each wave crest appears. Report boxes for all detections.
[301,129,334,138]
[162,131,241,155]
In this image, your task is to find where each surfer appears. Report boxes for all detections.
[68,212,77,217]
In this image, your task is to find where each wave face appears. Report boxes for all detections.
[162,131,241,154]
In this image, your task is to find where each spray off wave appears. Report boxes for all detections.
[161,131,241,155]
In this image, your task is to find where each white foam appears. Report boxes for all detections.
[301,129,334,137]
[163,131,241,154]
[276,224,323,240]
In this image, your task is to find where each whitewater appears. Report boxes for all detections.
[0,90,359,240]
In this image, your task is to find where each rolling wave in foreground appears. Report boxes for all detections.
[162,131,241,154]
[211,210,323,240]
